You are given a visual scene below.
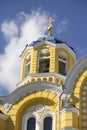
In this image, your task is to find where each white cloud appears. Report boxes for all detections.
[1,21,18,40]
[0,10,48,94]
[57,19,69,33]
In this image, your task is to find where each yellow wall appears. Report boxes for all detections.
[0,116,7,130]
[60,112,79,129]
[19,44,75,89]
[0,91,61,130]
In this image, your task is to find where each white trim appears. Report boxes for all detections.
[60,107,79,116]
[22,105,55,130]
[22,112,38,130]
[17,72,66,87]
[40,110,56,130]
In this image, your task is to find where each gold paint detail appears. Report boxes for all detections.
[48,17,55,36]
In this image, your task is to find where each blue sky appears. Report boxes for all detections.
[0,0,87,95]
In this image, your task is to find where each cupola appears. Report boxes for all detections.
[17,18,76,87]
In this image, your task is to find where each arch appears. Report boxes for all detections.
[22,112,37,130]
[55,78,59,85]
[16,93,56,130]
[27,117,36,130]
[60,80,63,85]
[40,111,55,130]
[49,77,53,82]
[64,55,87,96]
[44,117,52,130]
[38,48,50,73]
[1,81,62,105]
[37,78,41,81]
[43,77,47,81]
[21,104,55,130]
[58,51,68,76]
[31,78,35,82]
[63,56,87,130]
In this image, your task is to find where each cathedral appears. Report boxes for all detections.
[0,18,87,130]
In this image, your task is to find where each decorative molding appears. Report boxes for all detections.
[22,111,38,130]
[39,109,55,130]
[60,107,79,116]
[36,104,44,112]
[22,105,55,130]
[0,81,63,105]
[61,93,71,103]
[3,103,12,112]
[17,72,66,87]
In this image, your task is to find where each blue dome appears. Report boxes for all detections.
[28,36,75,53]
[29,36,64,46]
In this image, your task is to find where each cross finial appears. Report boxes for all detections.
[48,17,55,36]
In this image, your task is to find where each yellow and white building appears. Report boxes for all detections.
[0,19,87,130]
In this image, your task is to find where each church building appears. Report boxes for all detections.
[0,18,87,130]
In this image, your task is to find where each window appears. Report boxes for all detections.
[44,117,52,130]
[27,117,36,130]
[58,52,68,76]
[24,54,31,77]
[38,49,50,73]
[22,105,55,130]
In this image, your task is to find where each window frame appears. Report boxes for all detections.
[24,54,31,77]
[58,51,68,76]
[38,49,50,73]
[22,112,37,130]
[40,111,55,130]
[22,106,55,130]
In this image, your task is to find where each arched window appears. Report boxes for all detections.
[27,117,36,130]
[24,54,31,77]
[38,49,50,73]
[58,52,68,76]
[22,106,55,130]
[43,117,52,130]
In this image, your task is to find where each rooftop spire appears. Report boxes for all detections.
[48,17,55,36]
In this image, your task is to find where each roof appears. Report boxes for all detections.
[20,36,75,57]
[28,36,75,52]
[0,81,62,105]
[29,36,64,46]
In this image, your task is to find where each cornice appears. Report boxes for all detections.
[27,41,76,60]
[0,81,63,112]
[17,72,66,87]
[60,107,79,116]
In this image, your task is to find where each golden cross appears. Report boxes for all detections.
[48,17,55,36]
[48,17,55,26]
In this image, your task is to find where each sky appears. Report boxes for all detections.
[0,0,87,95]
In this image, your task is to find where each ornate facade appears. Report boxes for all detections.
[0,20,87,130]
